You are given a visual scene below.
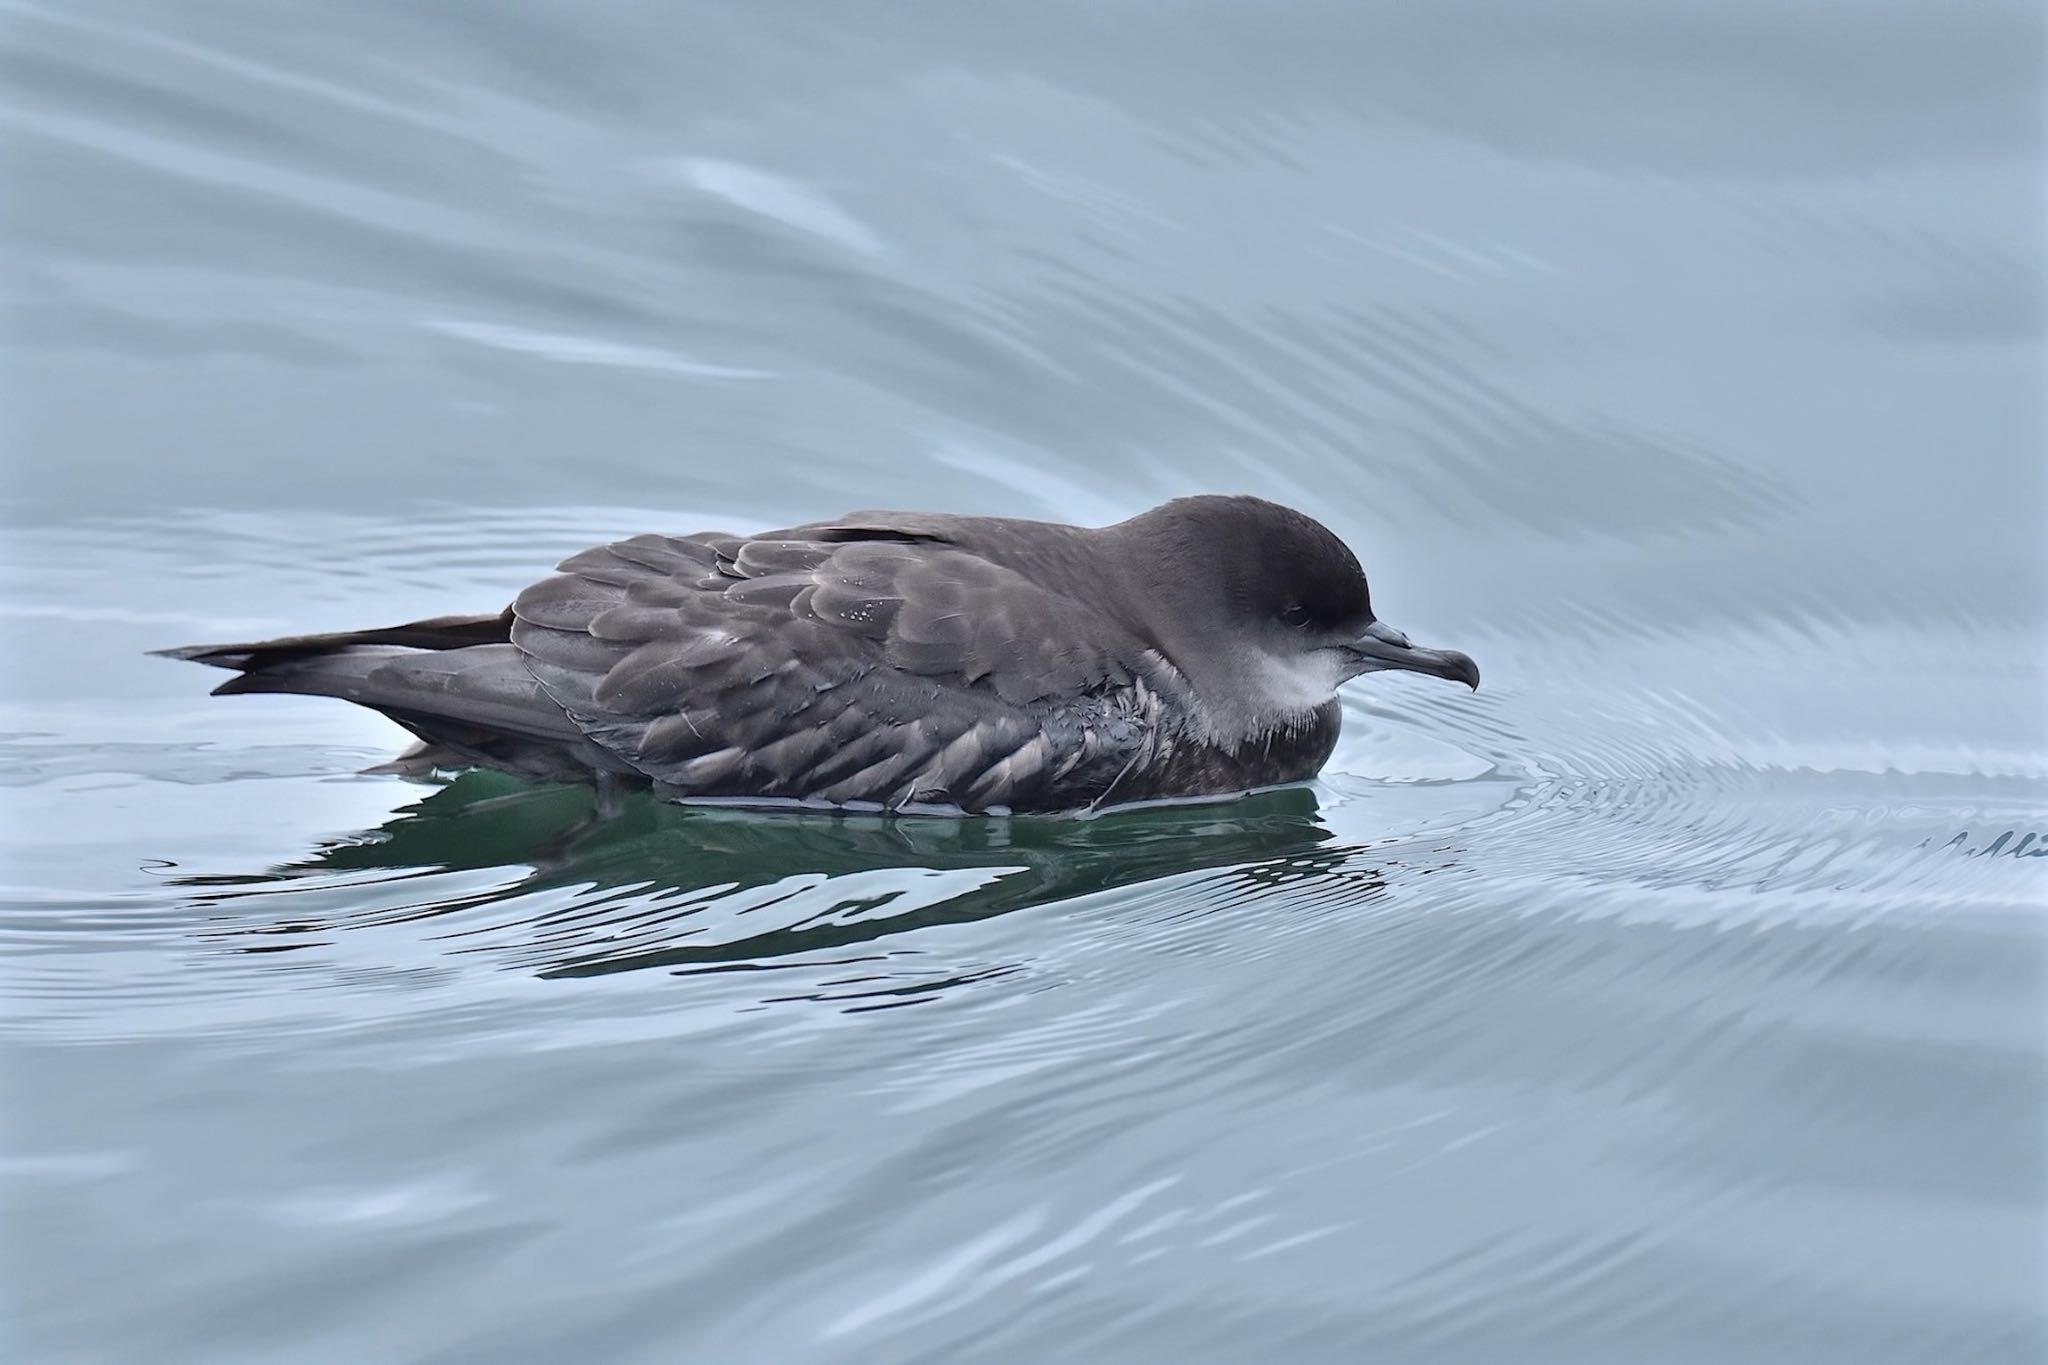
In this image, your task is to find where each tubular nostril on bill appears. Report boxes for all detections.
[1364,619,1412,649]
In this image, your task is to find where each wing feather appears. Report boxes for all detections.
[508,521,1157,810]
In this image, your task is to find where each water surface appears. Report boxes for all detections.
[3,2,2045,1361]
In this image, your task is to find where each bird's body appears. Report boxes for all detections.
[162,496,1477,815]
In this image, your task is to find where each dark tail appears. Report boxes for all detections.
[155,610,516,690]
[154,609,623,780]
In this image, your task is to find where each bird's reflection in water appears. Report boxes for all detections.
[177,772,1389,982]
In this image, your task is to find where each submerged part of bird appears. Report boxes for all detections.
[159,495,1479,816]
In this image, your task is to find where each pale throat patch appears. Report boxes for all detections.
[1187,644,1347,745]
[1249,645,1348,712]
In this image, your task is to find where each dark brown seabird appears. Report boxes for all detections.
[159,495,1479,815]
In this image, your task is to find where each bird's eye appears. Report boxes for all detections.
[1278,604,1312,629]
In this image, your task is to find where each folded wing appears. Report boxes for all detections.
[509,520,1157,811]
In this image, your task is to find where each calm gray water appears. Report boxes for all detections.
[4,2,2046,1361]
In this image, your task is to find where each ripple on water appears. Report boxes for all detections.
[4,503,2042,1055]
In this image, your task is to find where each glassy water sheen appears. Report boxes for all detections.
[4,3,2045,1361]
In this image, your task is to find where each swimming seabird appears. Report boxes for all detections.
[160,495,1478,814]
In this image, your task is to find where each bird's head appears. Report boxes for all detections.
[1113,495,1478,739]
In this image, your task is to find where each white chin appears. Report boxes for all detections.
[1246,648,1346,717]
